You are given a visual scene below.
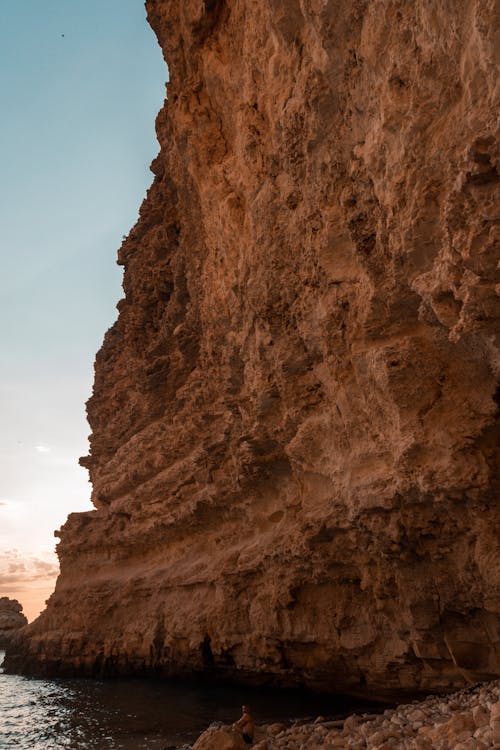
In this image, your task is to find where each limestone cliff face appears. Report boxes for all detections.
[6,0,499,697]
[0,598,27,648]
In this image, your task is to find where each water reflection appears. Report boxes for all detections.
[0,650,376,749]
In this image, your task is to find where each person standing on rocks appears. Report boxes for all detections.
[233,704,254,744]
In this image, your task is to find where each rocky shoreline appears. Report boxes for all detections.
[189,680,499,749]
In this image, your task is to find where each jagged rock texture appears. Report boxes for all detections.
[0,598,27,648]
[6,0,499,697]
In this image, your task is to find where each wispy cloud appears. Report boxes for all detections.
[0,549,59,591]
[8,562,26,573]
[35,445,51,453]
[0,499,21,514]
[0,499,16,510]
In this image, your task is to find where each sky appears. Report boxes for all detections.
[0,1,166,621]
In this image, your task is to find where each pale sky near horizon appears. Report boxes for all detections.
[0,1,166,621]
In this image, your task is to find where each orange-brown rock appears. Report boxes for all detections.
[209,681,500,750]
[6,0,499,698]
[0,598,27,648]
[193,728,249,750]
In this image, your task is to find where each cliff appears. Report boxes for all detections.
[0,598,28,648]
[6,0,499,698]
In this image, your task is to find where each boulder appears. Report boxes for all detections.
[192,727,249,750]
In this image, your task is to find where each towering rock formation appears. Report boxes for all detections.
[0,598,27,648]
[6,0,499,698]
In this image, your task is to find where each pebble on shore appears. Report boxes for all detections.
[190,680,499,749]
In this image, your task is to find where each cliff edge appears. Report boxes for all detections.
[6,0,499,698]
[0,598,28,648]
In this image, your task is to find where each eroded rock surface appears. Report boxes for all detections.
[192,727,249,750]
[6,0,499,696]
[0,598,27,647]
[241,680,500,749]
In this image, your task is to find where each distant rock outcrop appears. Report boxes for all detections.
[0,598,27,647]
[5,0,499,698]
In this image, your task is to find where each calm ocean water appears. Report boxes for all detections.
[0,650,376,749]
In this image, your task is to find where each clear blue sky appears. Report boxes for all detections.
[0,0,166,619]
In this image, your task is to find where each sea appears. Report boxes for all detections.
[0,650,378,749]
